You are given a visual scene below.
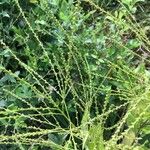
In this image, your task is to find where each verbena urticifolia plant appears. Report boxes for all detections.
[0,0,150,149]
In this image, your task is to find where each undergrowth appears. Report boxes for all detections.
[0,0,150,149]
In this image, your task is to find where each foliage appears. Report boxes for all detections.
[0,0,150,149]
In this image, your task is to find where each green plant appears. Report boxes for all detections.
[0,0,150,149]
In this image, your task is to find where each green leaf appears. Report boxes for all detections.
[0,74,16,83]
[35,20,47,25]
[0,11,10,18]
[59,12,69,21]
[59,0,69,21]
[15,84,32,98]
[15,116,27,128]
[122,0,144,6]
[0,100,6,108]
[87,124,104,150]
[29,0,38,4]
[141,125,150,134]
[48,133,67,145]
[0,49,11,57]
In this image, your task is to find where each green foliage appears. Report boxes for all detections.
[0,0,150,149]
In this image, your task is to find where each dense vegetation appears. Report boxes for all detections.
[0,0,150,149]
